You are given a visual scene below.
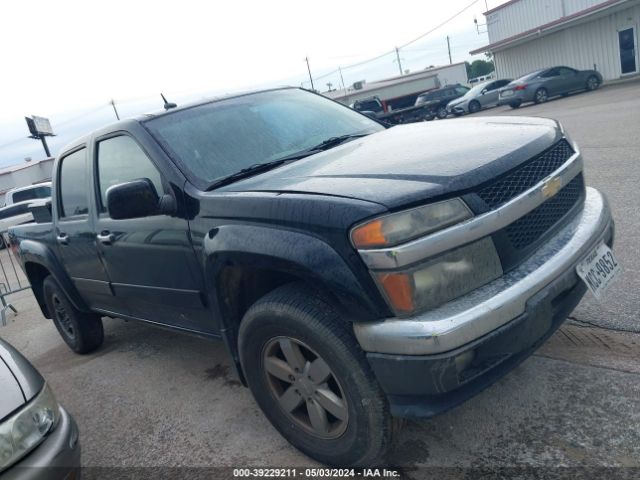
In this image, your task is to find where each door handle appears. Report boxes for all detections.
[96,231,115,245]
[56,233,69,245]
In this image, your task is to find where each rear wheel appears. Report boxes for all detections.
[43,276,104,354]
[586,75,600,91]
[468,100,481,114]
[534,87,548,104]
[509,100,522,109]
[436,106,448,119]
[238,284,395,466]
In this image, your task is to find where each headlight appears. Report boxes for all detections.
[0,383,60,472]
[351,198,472,249]
[374,238,503,316]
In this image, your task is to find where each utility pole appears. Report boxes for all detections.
[338,67,346,94]
[110,99,120,120]
[395,47,403,75]
[447,36,452,64]
[305,57,315,91]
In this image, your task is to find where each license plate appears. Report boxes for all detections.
[501,90,514,97]
[576,244,621,300]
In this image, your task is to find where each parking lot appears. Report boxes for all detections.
[1,80,639,476]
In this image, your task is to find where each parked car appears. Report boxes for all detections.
[498,66,602,108]
[3,183,52,207]
[352,96,434,124]
[0,338,80,477]
[9,87,617,466]
[447,79,513,115]
[0,183,52,235]
[414,84,470,119]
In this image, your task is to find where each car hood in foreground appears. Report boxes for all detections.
[0,338,44,421]
[217,116,562,209]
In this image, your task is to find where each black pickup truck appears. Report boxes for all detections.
[9,87,617,466]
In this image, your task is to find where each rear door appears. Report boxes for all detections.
[54,146,122,313]
[483,80,510,107]
[91,133,213,333]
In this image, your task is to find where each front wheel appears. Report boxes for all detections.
[586,75,600,91]
[509,100,522,109]
[238,284,395,466]
[43,276,104,354]
[468,100,481,114]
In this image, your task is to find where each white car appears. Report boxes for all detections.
[0,182,52,234]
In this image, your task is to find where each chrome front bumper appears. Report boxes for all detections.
[354,187,613,355]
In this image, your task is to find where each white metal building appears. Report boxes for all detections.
[471,0,640,81]
[325,63,469,108]
[0,158,54,206]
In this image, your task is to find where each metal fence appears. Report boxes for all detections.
[0,231,30,326]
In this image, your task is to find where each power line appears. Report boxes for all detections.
[306,0,481,84]
[398,0,481,49]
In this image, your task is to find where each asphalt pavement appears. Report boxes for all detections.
[0,81,638,477]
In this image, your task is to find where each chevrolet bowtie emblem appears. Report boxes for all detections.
[542,177,562,199]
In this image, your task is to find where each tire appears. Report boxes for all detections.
[42,276,104,354]
[534,87,548,104]
[586,75,600,91]
[468,100,481,114]
[436,106,448,119]
[509,100,522,109]
[238,284,395,466]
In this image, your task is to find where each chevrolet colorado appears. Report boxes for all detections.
[9,87,618,466]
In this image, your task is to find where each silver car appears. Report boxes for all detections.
[0,338,80,478]
[498,66,603,108]
[447,79,512,115]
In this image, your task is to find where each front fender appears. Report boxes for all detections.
[202,224,387,325]
[17,239,90,313]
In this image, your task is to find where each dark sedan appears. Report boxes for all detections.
[0,338,80,478]
[498,66,603,108]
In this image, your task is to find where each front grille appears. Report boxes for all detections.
[505,174,585,250]
[478,140,574,208]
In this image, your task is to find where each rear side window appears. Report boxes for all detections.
[59,148,89,218]
[12,185,51,204]
[96,135,163,210]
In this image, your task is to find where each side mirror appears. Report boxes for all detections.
[106,178,162,220]
[481,89,487,95]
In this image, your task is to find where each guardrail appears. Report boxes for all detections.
[0,231,30,326]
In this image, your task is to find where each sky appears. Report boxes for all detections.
[0,0,509,167]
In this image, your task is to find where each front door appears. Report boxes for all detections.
[619,27,638,75]
[55,146,122,313]
[92,134,213,334]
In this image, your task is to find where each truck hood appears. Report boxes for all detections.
[0,338,44,420]
[218,116,562,209]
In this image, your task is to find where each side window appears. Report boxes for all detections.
[559,67,576,76]
[59,148,89,218]
[97,136,163,211]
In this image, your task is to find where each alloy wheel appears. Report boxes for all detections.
[536,89,548,103]
[52,293,75,340]
[262,336,349,439]
[588,77,599,91]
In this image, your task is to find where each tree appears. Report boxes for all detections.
[467,59,495,79]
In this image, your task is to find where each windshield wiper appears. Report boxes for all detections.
[207,159,292,190]
[268,133,372,164]
[206,133,371,190]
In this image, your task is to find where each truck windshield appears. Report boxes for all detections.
[144,88,383,187]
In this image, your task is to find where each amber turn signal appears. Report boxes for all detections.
[351,220,387,248]
[377,272,415,313]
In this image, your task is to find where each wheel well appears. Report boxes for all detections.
[24,262,52,318]
[216,266,302,385]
